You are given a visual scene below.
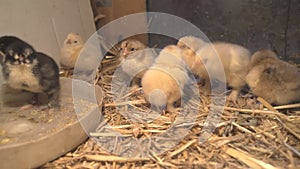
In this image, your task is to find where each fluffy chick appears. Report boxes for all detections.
[120,39,146,59]
[120,39,152,90]
[1,36,60,107]
[60,33,84,69]
[246,50,300,105]
[177,36,207,52]
[142,45,190,112]
[184,42,251,101]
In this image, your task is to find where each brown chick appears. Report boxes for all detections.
[177,36,207,52]
[246,50,300,105]
[141,45,190,112]
[184,42,251,101]
[60,33,84,69]
[119,39,151,90]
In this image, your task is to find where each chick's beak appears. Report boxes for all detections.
[19,56,24,61]
[66,39,72,44]
[122,48,129,57]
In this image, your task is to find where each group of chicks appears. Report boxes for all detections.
[0,33,299,113]
[119,36,300,112]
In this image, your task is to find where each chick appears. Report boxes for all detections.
[177,36,206,52]
[1,36,60,108]
[120,39,146,59]
[246,50,300,105]
[119,39,153,90]
[60,33,84,69]
[141,45,190,112]
[184,42,251,101]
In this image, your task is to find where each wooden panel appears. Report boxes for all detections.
[147,0,299,62]
[91,0,148,45]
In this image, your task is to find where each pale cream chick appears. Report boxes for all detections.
[246,50,300,105]
[184,42,251,101]
[142,45,189,112]
[120,39,152,90]
[120,39,146,59]
[177,36,207,52]
[60,33,84,69]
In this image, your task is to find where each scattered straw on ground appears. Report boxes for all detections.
[42,56,300,169]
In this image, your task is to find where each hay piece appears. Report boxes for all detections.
[208,134,244,148]
[169,139,197,158]
[224,147,278,169]
[210,105,283,116]
[231,122,253,134]
[104,99,146,107]
[284,142,300,157]
[276,117,300,140]
[85,154,150,162]
[150,152,178,168]
[273,103,300,110]
[257,97,276,112]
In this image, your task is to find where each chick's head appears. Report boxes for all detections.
[4,42,36,66]
[120,39,146,58]
[63,33,84,49]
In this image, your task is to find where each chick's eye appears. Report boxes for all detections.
[24,52,31,57]
[73,40,78,43]
[25,59,31,64]
[130,48,135,51]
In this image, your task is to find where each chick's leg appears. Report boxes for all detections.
[228,89,240,102]
[17,93,39,111]
[227,76,246,102]
[202,79,211,95]
[47,90,60,108]
[129,77,141,92]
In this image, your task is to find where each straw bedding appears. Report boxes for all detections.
[42,55,300,169]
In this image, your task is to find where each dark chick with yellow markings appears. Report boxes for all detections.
[0,36,60,108]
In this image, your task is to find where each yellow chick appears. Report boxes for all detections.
[183,42,251,101]
[142,45,190,112]
[60,33,84,69]
[177,36,206,52]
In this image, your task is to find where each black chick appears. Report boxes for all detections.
[1,36,60,108]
